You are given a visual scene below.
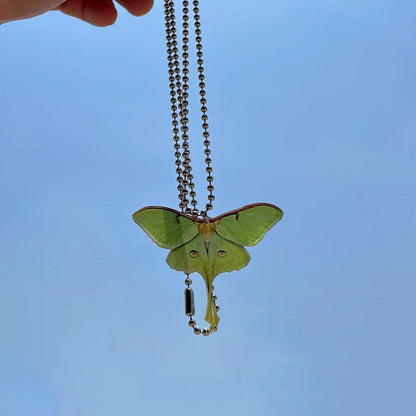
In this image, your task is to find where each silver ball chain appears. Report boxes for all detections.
[184,275,219,336]
[164,0,214,216]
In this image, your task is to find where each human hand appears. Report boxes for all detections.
[0,0,153,26]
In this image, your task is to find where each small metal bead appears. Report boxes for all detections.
[215,305,220,312]
[166,1,215,214]
[188,319,195,327]
[202,328,210,336]
[212,295,217,301]
[193,327,201,335]
[185,277,192,286]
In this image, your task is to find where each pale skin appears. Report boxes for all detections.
[0,0,153,26]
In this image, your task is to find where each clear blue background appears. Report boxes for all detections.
[1,1,415,415]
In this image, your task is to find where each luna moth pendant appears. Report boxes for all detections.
[132,203,283,334]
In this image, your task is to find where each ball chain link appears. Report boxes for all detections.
[192,0,214,213]
[164,1,190,212]
[184,275,219,336]
[164,0,214,217]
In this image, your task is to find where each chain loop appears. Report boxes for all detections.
[184,275,218,335]
[164,0,214,215]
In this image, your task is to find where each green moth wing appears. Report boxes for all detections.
[166,234,215,327]
[166,230,250,329]
[204,233,250,327]
[132,206,199,249]
[132,203,283,331]
[214,203,283,246]
[166,234,208,277]
[207,232,251,278]
[166,231,250,279]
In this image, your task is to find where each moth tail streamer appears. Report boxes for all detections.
[204,278,220,331]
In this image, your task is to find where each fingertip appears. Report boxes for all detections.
[83,0,117,26]
[116,0,153,17]
[134,0,153,16]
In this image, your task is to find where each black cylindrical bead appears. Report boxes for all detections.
[184,287,195,316]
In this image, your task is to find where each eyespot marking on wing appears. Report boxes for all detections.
[189,250,199,258]
[217,250,227,258]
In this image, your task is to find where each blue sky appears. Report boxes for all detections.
[1,1,415,415]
